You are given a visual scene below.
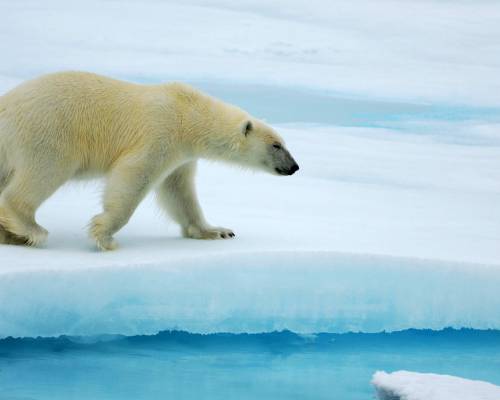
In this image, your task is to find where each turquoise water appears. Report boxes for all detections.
[1,329,499,399]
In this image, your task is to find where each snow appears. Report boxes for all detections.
[1,0,500,338]
[372,371,500,400]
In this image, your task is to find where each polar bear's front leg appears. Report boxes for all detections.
[89,158,154,250]
[156,161,235,240]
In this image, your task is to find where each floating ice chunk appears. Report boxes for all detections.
[372,371,500,400]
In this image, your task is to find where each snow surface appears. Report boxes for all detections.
[0,0,500,337]
[372,371,500,400]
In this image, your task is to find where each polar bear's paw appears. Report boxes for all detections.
[89,214,119,251]
[0,219,47,247]
[94,236,119,251]
[24,225,49,247]
[184,225,235,240]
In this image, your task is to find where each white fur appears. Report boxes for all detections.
[0,71,292,250]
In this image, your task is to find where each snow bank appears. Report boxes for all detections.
[0,122,499,337]
[372,371,500,400]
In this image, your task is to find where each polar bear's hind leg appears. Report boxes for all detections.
[0,166,73,246]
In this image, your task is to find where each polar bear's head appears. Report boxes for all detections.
[203,114,299,176]
[233,119,299,176]
[179,87,299,175]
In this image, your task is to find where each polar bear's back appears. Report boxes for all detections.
[0,72,162,175]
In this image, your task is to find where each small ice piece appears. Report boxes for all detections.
[372,371,500,400]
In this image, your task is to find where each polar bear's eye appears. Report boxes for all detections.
[273,143,282,150]
[243,121,253,136]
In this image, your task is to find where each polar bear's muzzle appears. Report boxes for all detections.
[271,146,299,176]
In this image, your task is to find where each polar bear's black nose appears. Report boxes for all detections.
[276,163,299,176]
[290,163,299,174]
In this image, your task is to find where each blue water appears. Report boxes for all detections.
[1,329,499,399]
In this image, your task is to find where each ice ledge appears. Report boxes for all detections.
[372,371,500,400]
[1,251,499,338]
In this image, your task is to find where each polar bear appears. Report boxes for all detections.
[0,71,299,250]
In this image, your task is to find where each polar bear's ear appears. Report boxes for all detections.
[242,120,253,136]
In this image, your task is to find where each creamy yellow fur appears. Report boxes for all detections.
[0,71,297,250]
